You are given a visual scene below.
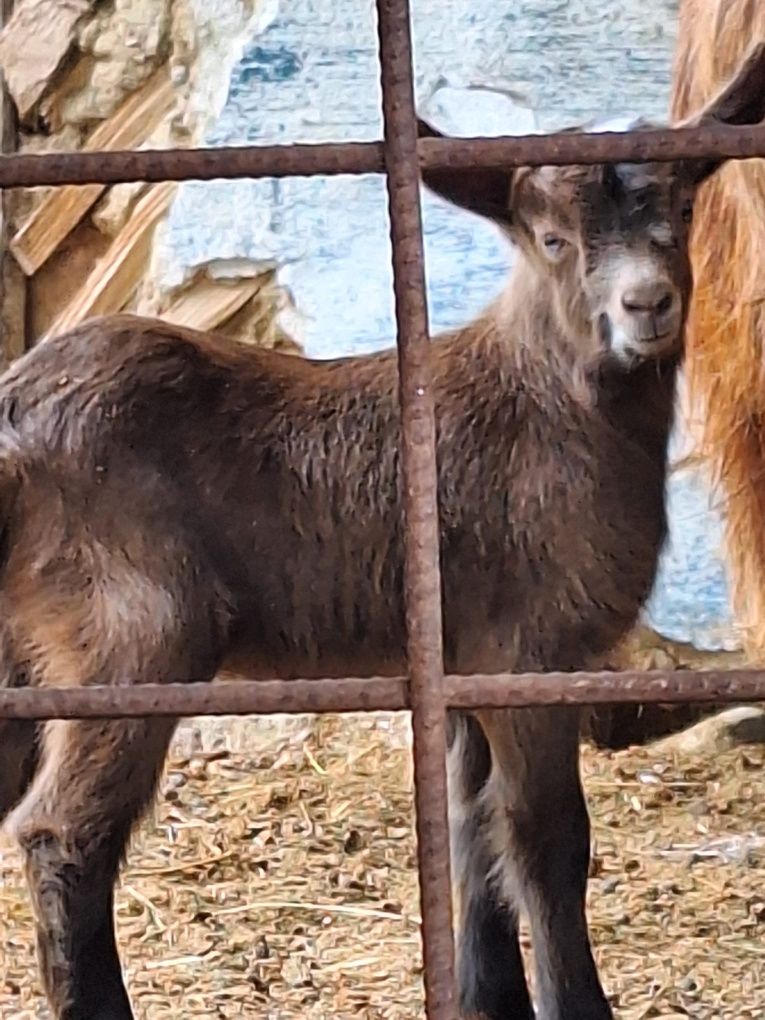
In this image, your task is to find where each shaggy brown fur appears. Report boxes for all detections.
[0,44,764,1020]
[671,1,765,656]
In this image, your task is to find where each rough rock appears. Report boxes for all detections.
[0,0,93,119]
[92,181,150,238]
[58,0,173,126]
[170,0,266,139]
[91,122,172,238]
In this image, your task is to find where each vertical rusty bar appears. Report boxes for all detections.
[0,0,25,366]
[375,1,457,1018]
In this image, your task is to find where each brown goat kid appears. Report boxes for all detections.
[1,45,764,1020]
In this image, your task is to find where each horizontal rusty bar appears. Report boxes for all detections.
[418,121,765,170]
[0,669,763,721]
[0,678,408,720]
[2,122,765,189]
[0,141,386,189]
[445,669,765,709]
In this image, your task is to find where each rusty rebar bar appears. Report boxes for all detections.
[0,141,386,189]
[375,0,457,1017]
[417,121,765,169]
[2,122,765,189]
[0,669,764,721]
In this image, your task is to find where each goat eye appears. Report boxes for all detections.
[681,200,693,224]
[543,234,567,256]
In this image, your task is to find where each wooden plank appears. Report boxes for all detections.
[10,69,175,276]
[0,0,26,364]
[44,181,176,338]
[29,218,111,341]
[163,276,263,333]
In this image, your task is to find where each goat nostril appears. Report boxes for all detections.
[621,290,675,316]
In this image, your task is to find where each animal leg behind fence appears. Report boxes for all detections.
[448,712,534,1020]
[10,715,176,1020]
[478,707,612,1020]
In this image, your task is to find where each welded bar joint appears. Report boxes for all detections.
[375,0,457,1017]
[2,668,765,720]
[2,122,765,189]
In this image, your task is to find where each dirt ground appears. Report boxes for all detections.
[1,713,763,1019]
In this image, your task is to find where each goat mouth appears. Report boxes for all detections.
[599,314,682,370]
[633,329,680,352]
[621,333,682,368]
[636,329,672,344]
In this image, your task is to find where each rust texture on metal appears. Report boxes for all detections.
[2,669,765,721]
[0,679,410,720]
[0,141,387,189]
[444,669,765,709]
[417,120,765,168]
[2,122,765,190]
[376,0,457,1017]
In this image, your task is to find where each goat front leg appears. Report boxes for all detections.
[477,707,612,1020]
[8,716,176,1020]
[448,712,533,1020]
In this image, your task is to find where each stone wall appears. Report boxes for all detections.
[0,0,299,361]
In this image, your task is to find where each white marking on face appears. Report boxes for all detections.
[607,321,632,363]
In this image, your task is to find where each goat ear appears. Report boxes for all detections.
[417,117,514,224]
[678,41,765,184]
[695,41,765,127]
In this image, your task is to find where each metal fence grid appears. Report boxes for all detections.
[3,1,765,1017]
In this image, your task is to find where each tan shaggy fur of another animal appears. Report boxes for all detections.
[671,0,765,656]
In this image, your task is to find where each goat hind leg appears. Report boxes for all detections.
[456,822,533,1020]
[9,715,175,1020]
[449,712,533,1020]
[478,707,612,1020]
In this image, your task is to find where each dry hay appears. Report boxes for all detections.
[1,714,764,1019]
